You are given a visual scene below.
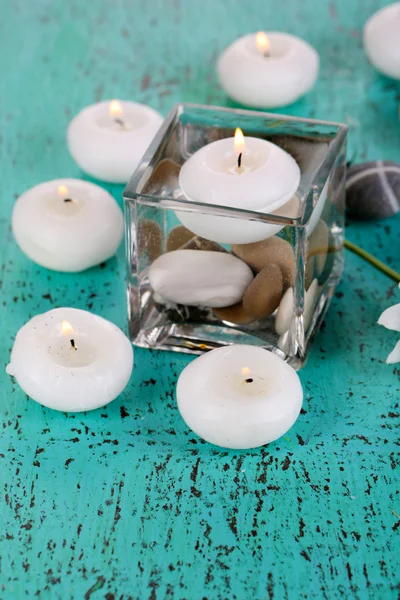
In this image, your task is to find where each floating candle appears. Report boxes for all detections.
[67,100,163,183]
[217,32,319,108]
[177,128,300,244]
[12,179,123,272]
[6,308,134,412]
[176,345,303,449]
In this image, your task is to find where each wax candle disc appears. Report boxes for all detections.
[217,32,319,108]
[12,179,123,272]
[67,101,163,183]
[363,3,400,79]
[177,135,300,244]
[176,345,303,449]
[6,308,134,412]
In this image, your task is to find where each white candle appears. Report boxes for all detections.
[177,128,300,244]
[176,345,303,449]
[217,32,319,108]
[67,100,163,183]
[12,179,123,272]
[363,3,400,79]
[6,308,134,412]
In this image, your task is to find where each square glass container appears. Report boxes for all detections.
[123,104,347,369]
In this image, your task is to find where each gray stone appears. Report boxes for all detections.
[346,161,400,220]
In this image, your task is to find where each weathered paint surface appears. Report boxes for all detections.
[0,1,399,598]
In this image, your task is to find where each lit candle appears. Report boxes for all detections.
[6,308,134,412]
[12,179,123,272]
[177,127,300,244]
[176,345,303,449]
[363,3,400,79]
[217,31,319,108]
[67,100,164,183]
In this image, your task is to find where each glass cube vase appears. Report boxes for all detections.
[123,104,347,369]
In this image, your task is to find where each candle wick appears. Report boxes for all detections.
[63,198,74,203]
[114,117,126,129]
[245,378,253,383]
[70,339,77,351]
[238,153,242,169]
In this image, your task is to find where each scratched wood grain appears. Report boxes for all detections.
[0,0,399,598]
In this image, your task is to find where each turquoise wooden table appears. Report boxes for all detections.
[1,1,399,598]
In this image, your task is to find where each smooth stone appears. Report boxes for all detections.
[232,236,295,289]
[307,220,329,274]
[346,161,400,220]
[166,225,195,252]
[303,279,320,331]
[306,177,329,236]
[145,158,181,197]
[137,219,162,263]
[275,279,320,336]
[306,219,329,288]
[148,250,253,308]
[317,239,338,286]
[243,264,283,319]
[182,236,227,253]
[275,287,294,336]
[213,302,255,324]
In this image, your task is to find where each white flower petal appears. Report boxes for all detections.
[378,303,400,332]
[387,340,400,364]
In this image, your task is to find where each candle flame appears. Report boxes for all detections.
[241,367,251,377]
[57,184,69,197]
[256,31,270,55]
[109,99,123,118]
[61,320,74,337]
[234,127,245,154]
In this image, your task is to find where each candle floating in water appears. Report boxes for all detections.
[217,31,319,108]
[363,3,400,79]
[176,345,303,449]
[67,100,164,183]
[177,127,300,244]
[12,179,123,272]
[6,308,134,412]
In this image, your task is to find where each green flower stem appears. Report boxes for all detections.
[344,239,400,283]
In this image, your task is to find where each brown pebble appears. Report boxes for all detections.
[182,236,226,253]
[166,225,194,252]
[137,220,162,263]
[213,302,255,324]
[149,158,181,193]
[307,220,329,275]
[242,264,283,319]
[232,236,295,289]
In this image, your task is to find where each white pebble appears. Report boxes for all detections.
[149,250,253,308]
[275,280,320,335]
